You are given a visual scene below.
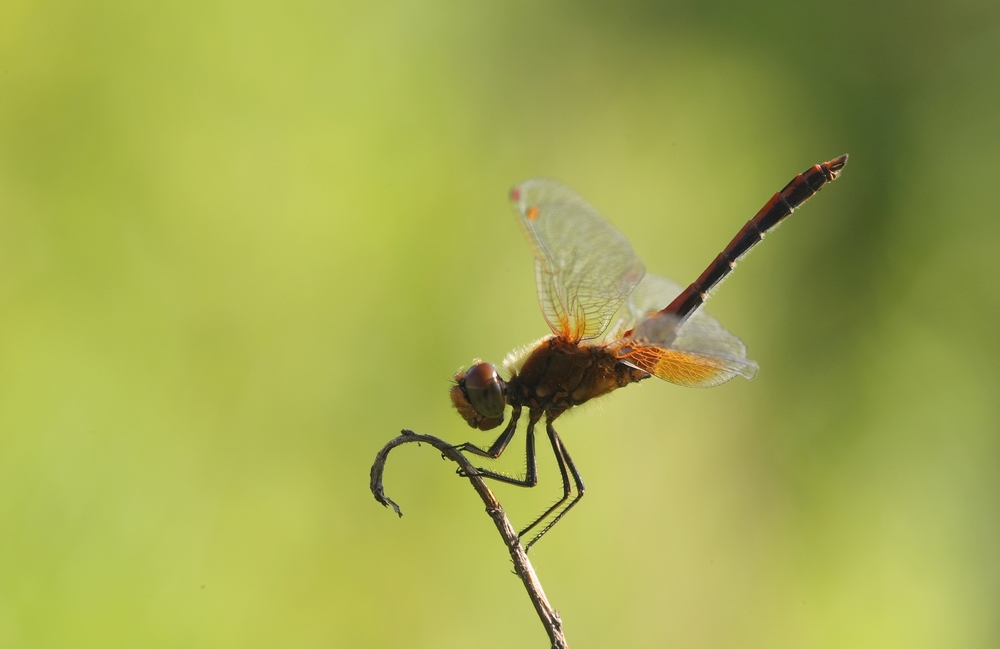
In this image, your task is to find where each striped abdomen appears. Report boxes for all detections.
[662,154,848,322]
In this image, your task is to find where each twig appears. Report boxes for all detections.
[370,429,569,649]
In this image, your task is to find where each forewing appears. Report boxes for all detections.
[511,179,645,342]
[614,273,758,387]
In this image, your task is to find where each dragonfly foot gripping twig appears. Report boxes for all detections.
[370,430,569,649]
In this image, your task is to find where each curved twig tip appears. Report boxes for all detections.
[369,429,570,648]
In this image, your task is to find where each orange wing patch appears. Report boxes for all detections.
[557,315,575,340]
[614,344,737,388]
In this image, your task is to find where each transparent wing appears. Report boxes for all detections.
[612,273,758,387]
[621,273,686,332]
[511,179,645,342]
[614,344,750,388]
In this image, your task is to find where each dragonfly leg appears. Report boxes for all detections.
[518,417,572,542]
[456,412,538,488]
[452,407,521,459]
[523,421,586,553]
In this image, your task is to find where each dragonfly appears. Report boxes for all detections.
[450,155,848,551]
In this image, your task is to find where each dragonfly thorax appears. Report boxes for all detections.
[507,337,648,418]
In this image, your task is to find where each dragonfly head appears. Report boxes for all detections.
[451,362,507,431]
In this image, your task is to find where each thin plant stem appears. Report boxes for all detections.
[370,429,569,649]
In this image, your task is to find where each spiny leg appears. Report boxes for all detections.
[453,406,522,459]
[523,421,586,553]
[518,416,572,542]
[457,412,539,488]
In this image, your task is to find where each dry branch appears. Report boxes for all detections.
[370,429,569,649]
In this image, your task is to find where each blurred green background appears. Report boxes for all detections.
[2,0,999,647]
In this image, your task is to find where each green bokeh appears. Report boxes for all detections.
[2,1,998,647]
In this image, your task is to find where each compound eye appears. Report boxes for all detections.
[464,363,505,419]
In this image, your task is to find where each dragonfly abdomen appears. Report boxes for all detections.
[661,155,848,322]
